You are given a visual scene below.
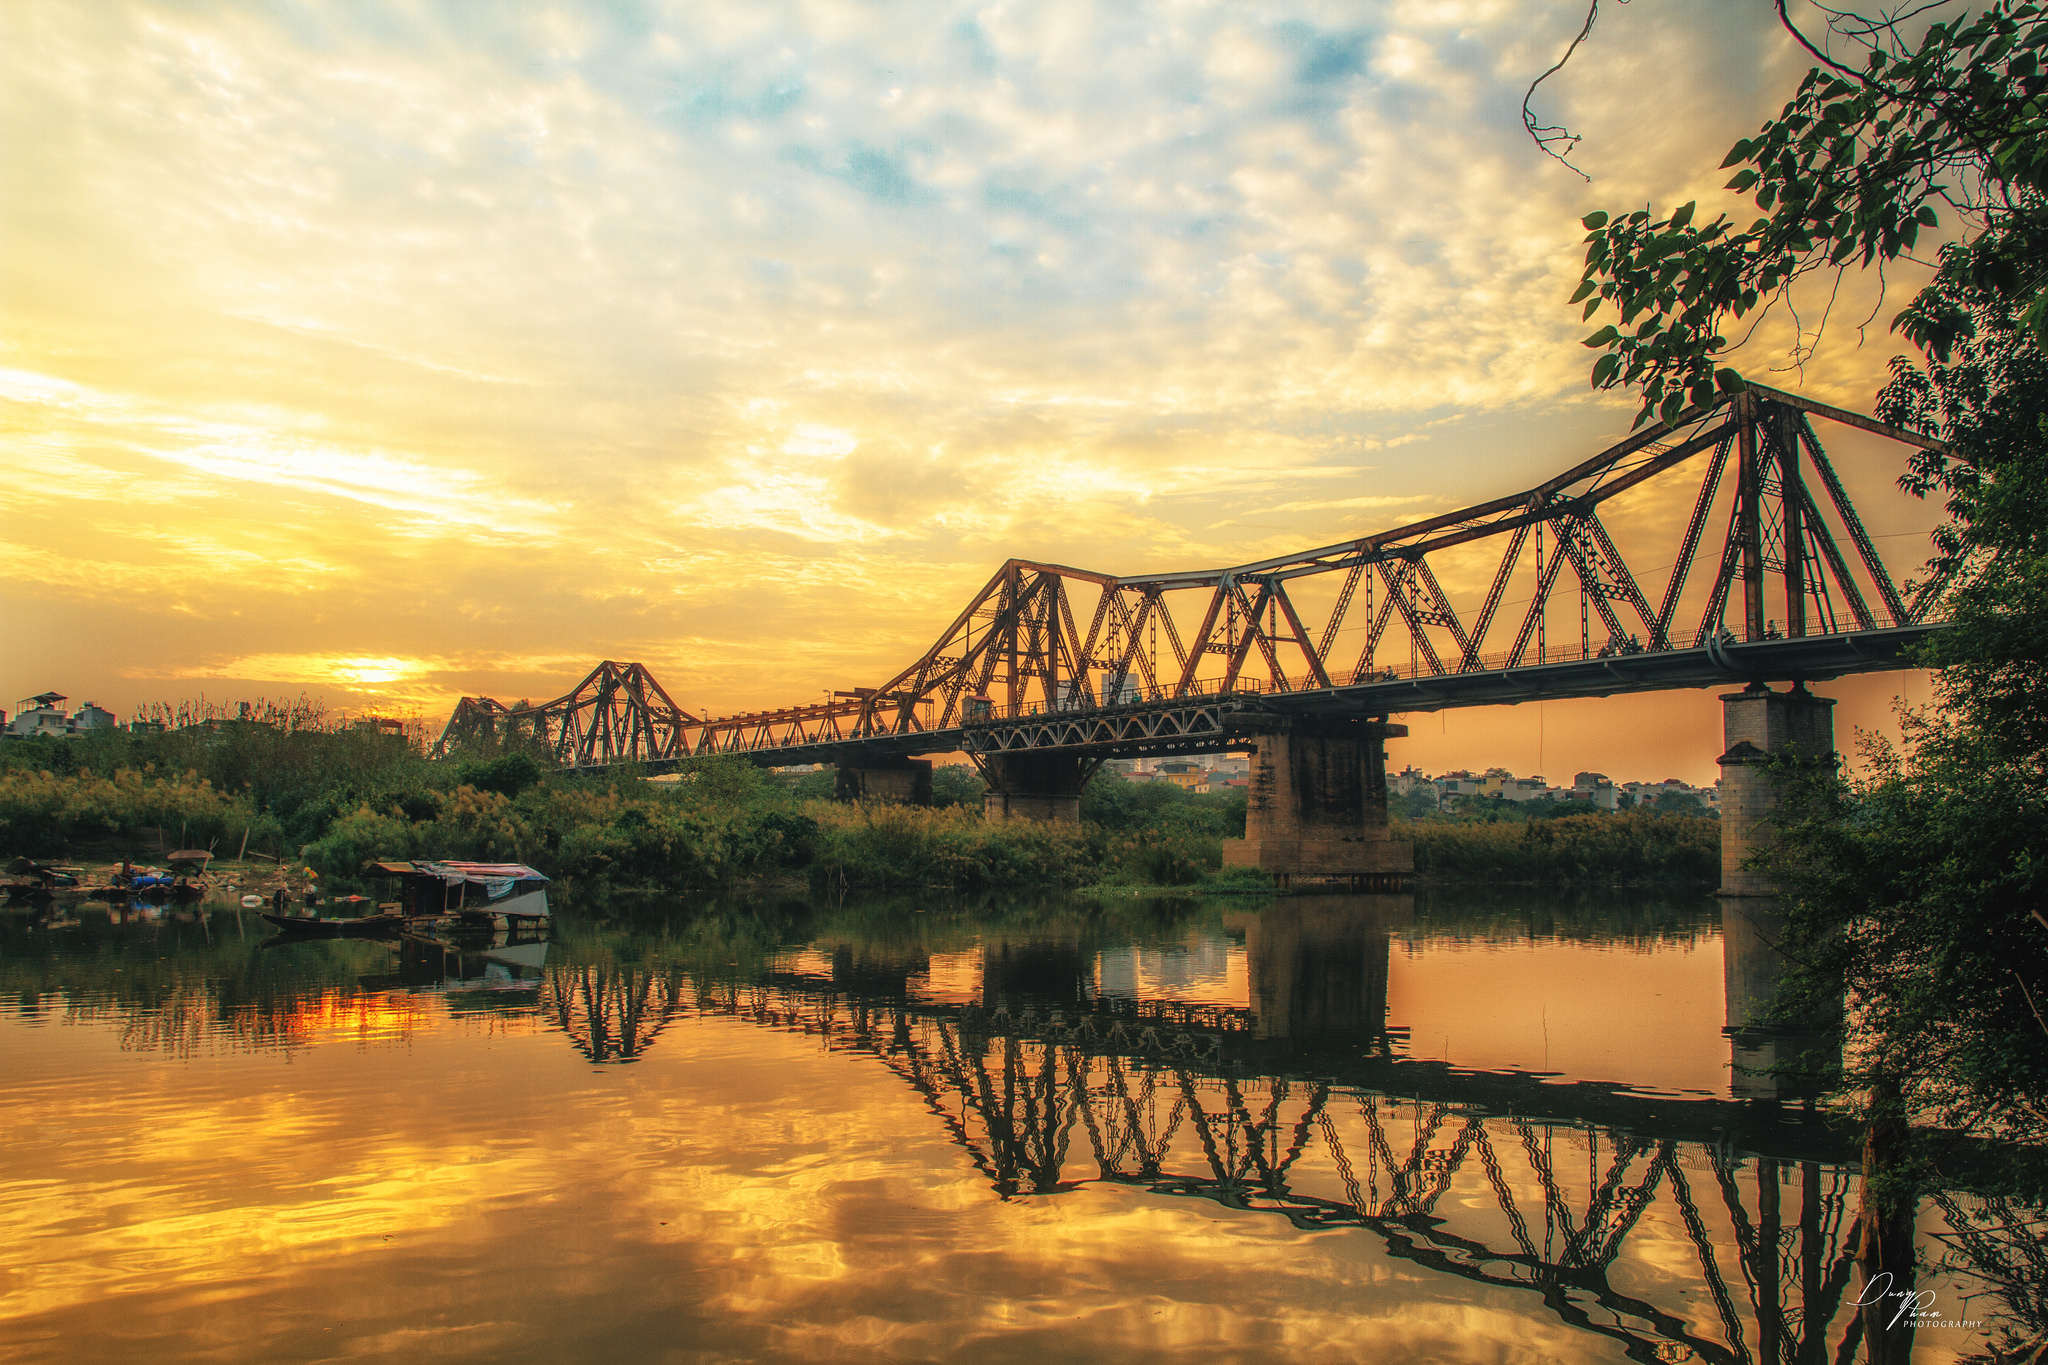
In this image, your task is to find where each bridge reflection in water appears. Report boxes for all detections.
[533,896,1893,1365]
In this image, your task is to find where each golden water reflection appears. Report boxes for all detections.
[0,892,2027,1363]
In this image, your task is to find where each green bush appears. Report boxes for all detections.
[457,752,545,798]
[0,767,282,859]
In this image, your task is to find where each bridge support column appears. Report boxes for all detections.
[1717,682,1841,1098]
[1223,717,1412,887]
[1717,682,1836,897]
[833,756,933,805]
[979,752,1090,823]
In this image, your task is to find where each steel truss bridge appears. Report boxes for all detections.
[436,386,1949,770]
[535,957,1892,1365]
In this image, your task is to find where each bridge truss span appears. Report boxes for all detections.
[437,386,1948,768]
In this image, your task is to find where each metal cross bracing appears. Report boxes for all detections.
[431,660,700,766]
[436,385,1950,768]
[531,958,1875,1364]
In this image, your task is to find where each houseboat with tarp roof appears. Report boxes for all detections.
[367,860,552,927]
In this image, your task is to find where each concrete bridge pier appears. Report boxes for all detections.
[1717,681,1841,1099]
[1717,682,1836,897]
[1222,716,1413,888]
[833,755,933,805]
[979,752,1090,823]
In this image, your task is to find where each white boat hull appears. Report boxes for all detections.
[459,887,549,928]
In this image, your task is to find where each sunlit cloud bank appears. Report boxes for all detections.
[0,0,1936,753]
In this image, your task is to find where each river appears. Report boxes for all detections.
[0,889,2032,1362]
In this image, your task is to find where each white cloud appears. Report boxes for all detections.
[0,0,1927,716]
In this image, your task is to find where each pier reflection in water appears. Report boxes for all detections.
[0,891,2031,1363]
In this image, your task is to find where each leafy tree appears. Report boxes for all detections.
[1552,3,2048,1335]
[457,752,545,799]
[1569,2,2048,425]
[931,763,987,808]
[1647,790,1708,817]
[1395,787,1443,820]
[1562,0,2048,1125]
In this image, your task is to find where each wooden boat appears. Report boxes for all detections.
[364,860,551,929]
[259,911,407,937]
[5,858,80,900]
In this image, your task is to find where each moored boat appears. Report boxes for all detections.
[259,911,406,936]
[365,860,551,929]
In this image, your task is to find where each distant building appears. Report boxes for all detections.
[1098,672,1144,706]
[1477,769,1550,802]
[8,693,71,738]
[1436,770,1481,800]
[1571,771,1620,810]
[72,702,117,731]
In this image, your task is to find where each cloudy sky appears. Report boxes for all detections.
[0,1,1939,780]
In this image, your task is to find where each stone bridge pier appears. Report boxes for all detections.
[1717,681,1837,897]
[1716,681,1842,1099]
[1222,716,1412,888]
[833,754,934,805]
[979,752,1092,823]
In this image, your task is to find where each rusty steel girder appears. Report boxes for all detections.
[435,661,699,769]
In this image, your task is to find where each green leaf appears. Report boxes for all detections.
[1582,210,1609,230]
[1715,367,1746,393]
[1569,279,1597,304]
[1582,325,1620,348]
[1726,169,1760,192]
[1669,200,1696,231]
[1591,354,1619,388]
[1720,139,1754,169]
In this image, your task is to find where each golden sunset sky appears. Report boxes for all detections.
[0,2,1941,783]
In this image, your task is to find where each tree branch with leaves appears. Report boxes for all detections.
[1568,1,2048,426]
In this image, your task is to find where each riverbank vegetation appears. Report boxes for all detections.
[1,723,1720,892]
[1401,810,1718,885]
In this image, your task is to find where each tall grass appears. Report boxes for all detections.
[809,803,1092,890]
[1401,809,1718,884]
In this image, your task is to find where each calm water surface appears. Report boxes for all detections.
[0,889,2026,1362]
